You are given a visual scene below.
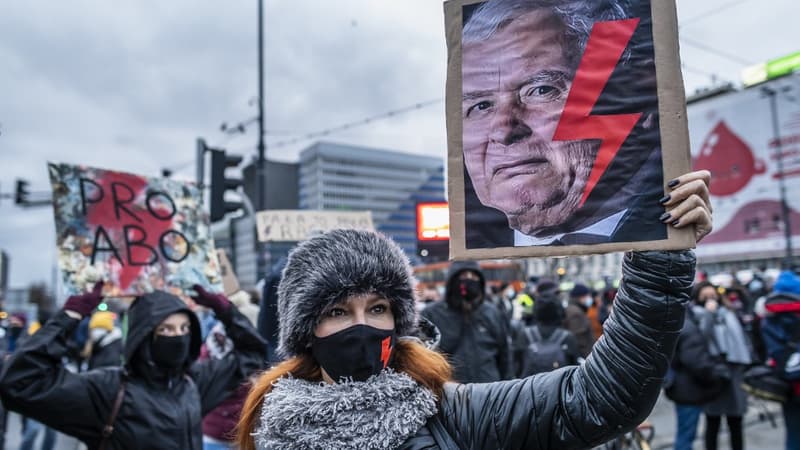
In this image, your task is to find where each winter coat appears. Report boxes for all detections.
[665,305,724,405]
[0,291,267,450]
[703,306,752,416]
[421,262,512,383]
[89,328,124,370]
[404,251,694,449]
[563,302,596,357]
[203,382,250,442]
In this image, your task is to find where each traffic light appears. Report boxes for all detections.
[14,179,29,205]
[209,149,244,222]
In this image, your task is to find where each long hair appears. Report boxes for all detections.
[235,339,452,450]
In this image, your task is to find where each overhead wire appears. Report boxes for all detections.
[679,0,756,28]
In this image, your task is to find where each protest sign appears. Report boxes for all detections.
[217,249,240,296]
[49,163,222,296]
[444,0,694,259]
[256,210,374,242]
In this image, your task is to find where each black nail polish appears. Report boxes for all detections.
[671,219,680,226]
[659,195,671,204]
[668,179,680,188]
[659,212,671,222]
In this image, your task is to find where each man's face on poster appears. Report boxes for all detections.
[462,10,599,235]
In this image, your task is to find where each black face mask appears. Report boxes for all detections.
[150,334,191,370]
[458,279,483,303]
[311,324,396,383]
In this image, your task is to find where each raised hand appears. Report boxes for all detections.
[659,170,713,242]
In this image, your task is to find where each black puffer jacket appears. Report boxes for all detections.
[0,291,267,450]
[406,250,693,449]
[422,261,512,383]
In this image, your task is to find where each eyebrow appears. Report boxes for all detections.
[462,70,571,102]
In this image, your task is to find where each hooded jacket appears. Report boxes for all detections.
[421,261,512,383]
[0,290,266,450]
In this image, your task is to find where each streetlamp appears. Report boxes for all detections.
[761,85,795,268]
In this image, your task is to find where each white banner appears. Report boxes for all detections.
[688,73,800,261]
[256,210,374,242]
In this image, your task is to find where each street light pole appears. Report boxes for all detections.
[763,86,794,268]
[257,0,266,212]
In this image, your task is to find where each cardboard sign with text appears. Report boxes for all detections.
[444,0,694,259]
[256,210,374,242]
[49,163,222,297]
[217,249,240,296]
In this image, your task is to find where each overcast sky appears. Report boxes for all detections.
[1,0,797,291]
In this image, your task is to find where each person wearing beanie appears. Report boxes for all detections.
[761,270,800,449]
[85,311,124,370]
[517,294,580,377]
[421,260,513,383]
[565,283,597,357]
[0,282,267,450]
[236,167,711,450]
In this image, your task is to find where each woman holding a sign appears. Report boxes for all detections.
[0,285,267,449]
[234,170,712,450]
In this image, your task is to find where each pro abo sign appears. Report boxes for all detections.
[49,163,222,296]
[256,210,374,242]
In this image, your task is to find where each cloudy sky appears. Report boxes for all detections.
[1,0,797,291]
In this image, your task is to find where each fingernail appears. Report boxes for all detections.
[659,195,671,204]
[671,219,680,226]
[667,179,679,188]
[659,212,671,222]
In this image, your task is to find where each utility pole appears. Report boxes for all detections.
[257,0,266,212]
[762,85,795,268]
[256,0,268,280]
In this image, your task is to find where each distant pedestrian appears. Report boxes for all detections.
[518,294,580,377]
[421,261,512,383]
[564,284,597,358]
[760,270,800,450]
[694,281,752,450]
[85,311,123,370]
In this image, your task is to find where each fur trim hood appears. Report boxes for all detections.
[277,229,417,357]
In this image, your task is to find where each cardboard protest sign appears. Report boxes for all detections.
[217,249,240,296]
[49,163,223,296]
[256,210,374,242]
[444,0,694,259]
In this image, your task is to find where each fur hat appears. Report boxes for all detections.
[277,229,417,358]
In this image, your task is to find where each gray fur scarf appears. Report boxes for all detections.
[254,370,438,450]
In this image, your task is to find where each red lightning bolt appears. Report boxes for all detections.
[553,18,642,207]
[380,336,392,368]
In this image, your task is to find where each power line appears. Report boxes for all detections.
[679,0,756,28]
[267,98,444,149]
[680,36,754,66]
[680,63,734,84]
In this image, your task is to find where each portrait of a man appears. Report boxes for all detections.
[458,0,668,249]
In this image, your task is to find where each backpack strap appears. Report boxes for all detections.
[529,325,543,343]
[428,413,459,450]
[99,377,127,450]
[551,328,569,345]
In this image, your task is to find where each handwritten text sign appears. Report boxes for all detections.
[256,210,374,242]
[49,163,222,296]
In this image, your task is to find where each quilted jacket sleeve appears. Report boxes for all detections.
[438,250,695,450]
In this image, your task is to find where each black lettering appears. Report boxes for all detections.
[123,225,158,266]
[145,191,177,221]
[159,230,190,263]
[80,178,104,216]
[91,226,123,265]
[111,182,142,223]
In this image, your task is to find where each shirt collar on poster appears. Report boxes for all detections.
[514,209,628,246]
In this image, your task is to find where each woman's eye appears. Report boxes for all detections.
[327,308,346,317]
[466,100,493,118]
[371,304,388,314]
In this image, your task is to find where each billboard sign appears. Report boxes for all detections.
[417,202,450,241]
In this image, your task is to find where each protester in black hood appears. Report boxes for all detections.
[0,283,267,450]
[421,261,512,383]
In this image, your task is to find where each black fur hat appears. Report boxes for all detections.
[277,229,418,358]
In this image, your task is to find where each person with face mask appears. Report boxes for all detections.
[565,284,598,358]
[235,172,713,449]
[85,311,123,370]
[421,261,513,383]
[0,282,267,449]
